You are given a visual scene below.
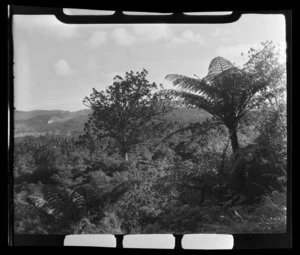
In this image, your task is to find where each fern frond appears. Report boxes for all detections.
[40,186,72,220]
[27,195,47,208]
[26,195,62,219]
[160,89,222,117]
[43,189,66,209]
[166,74,206,93]
[166,150,223,186]
[165,74,224,100]
[71,190,86,214]
[207,67,245,84]
[207,57,235,76]
[162,119,222,142]
[15,203,40,219]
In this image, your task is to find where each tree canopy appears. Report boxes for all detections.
[83,69,172,160]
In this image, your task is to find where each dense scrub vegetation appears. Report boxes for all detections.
[14,41,287,234]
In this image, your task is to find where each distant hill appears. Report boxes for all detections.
[15,110,68,121]
[14,108,210,137]
[14,109,92,136]
[14,109,91,121]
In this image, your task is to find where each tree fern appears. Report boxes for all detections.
[161,54,271,153]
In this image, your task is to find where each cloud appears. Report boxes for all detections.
[14,62,33,110]
[210,28,232,43]
[168,29,206,46]
[211,28,231,37]
[95,25,206,47]
[14,15,80,39]
[14,41,34,110]
[87,58,101,70]
[216,42,287,67]
[111,24,173,46]
[86,30,107,47]
[52,59,73,76]
[132,24,172,42]
[111,28,136,46]
[211,28,221,37]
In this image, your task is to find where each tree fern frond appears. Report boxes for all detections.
[167,151,223,179]
[40,186,71,219]
[74,185,99,205]
[208,67,245,84]
[165,74,223,99]
[27,195,47,208]
[161,90,217,113]
[43,190,66,208]
[207,57,235,76]
[15,203,40,219]
[26,195,62,219]
[71,190,86,214]
[165,74,206,93]
[162,118,223,143]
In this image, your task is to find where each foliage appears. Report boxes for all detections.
[242,41,286,109]
[256,103,287,174]
[161,41,285,154]
[162,60,263,152]
[15,184,93,234]
[13,43,287,235]
[217,188,287,233]
[83,69,173,160]
[96,211,124,234]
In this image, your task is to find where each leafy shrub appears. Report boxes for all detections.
[156,203,225,234]
[220,188,287,233]
[69,218,97,234]
[255,104,287,183]
[96,211,124,234]
[70,212,124,234]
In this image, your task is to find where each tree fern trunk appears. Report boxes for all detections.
[121,147,129,161]
[219,138,230,175]
[229,127,239,153]
[124,152,128,161]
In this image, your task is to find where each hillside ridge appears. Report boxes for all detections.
[14,107,210,137]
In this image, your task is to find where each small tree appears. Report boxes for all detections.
[83,69,172,161]
[242,41,286,110]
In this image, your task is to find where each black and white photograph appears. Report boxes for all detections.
[12,10,288,236]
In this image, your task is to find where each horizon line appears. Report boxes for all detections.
[13,108,90,112]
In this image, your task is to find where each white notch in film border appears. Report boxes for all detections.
[64,234,234,249]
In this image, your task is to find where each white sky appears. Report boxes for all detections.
[13,13,286,111]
